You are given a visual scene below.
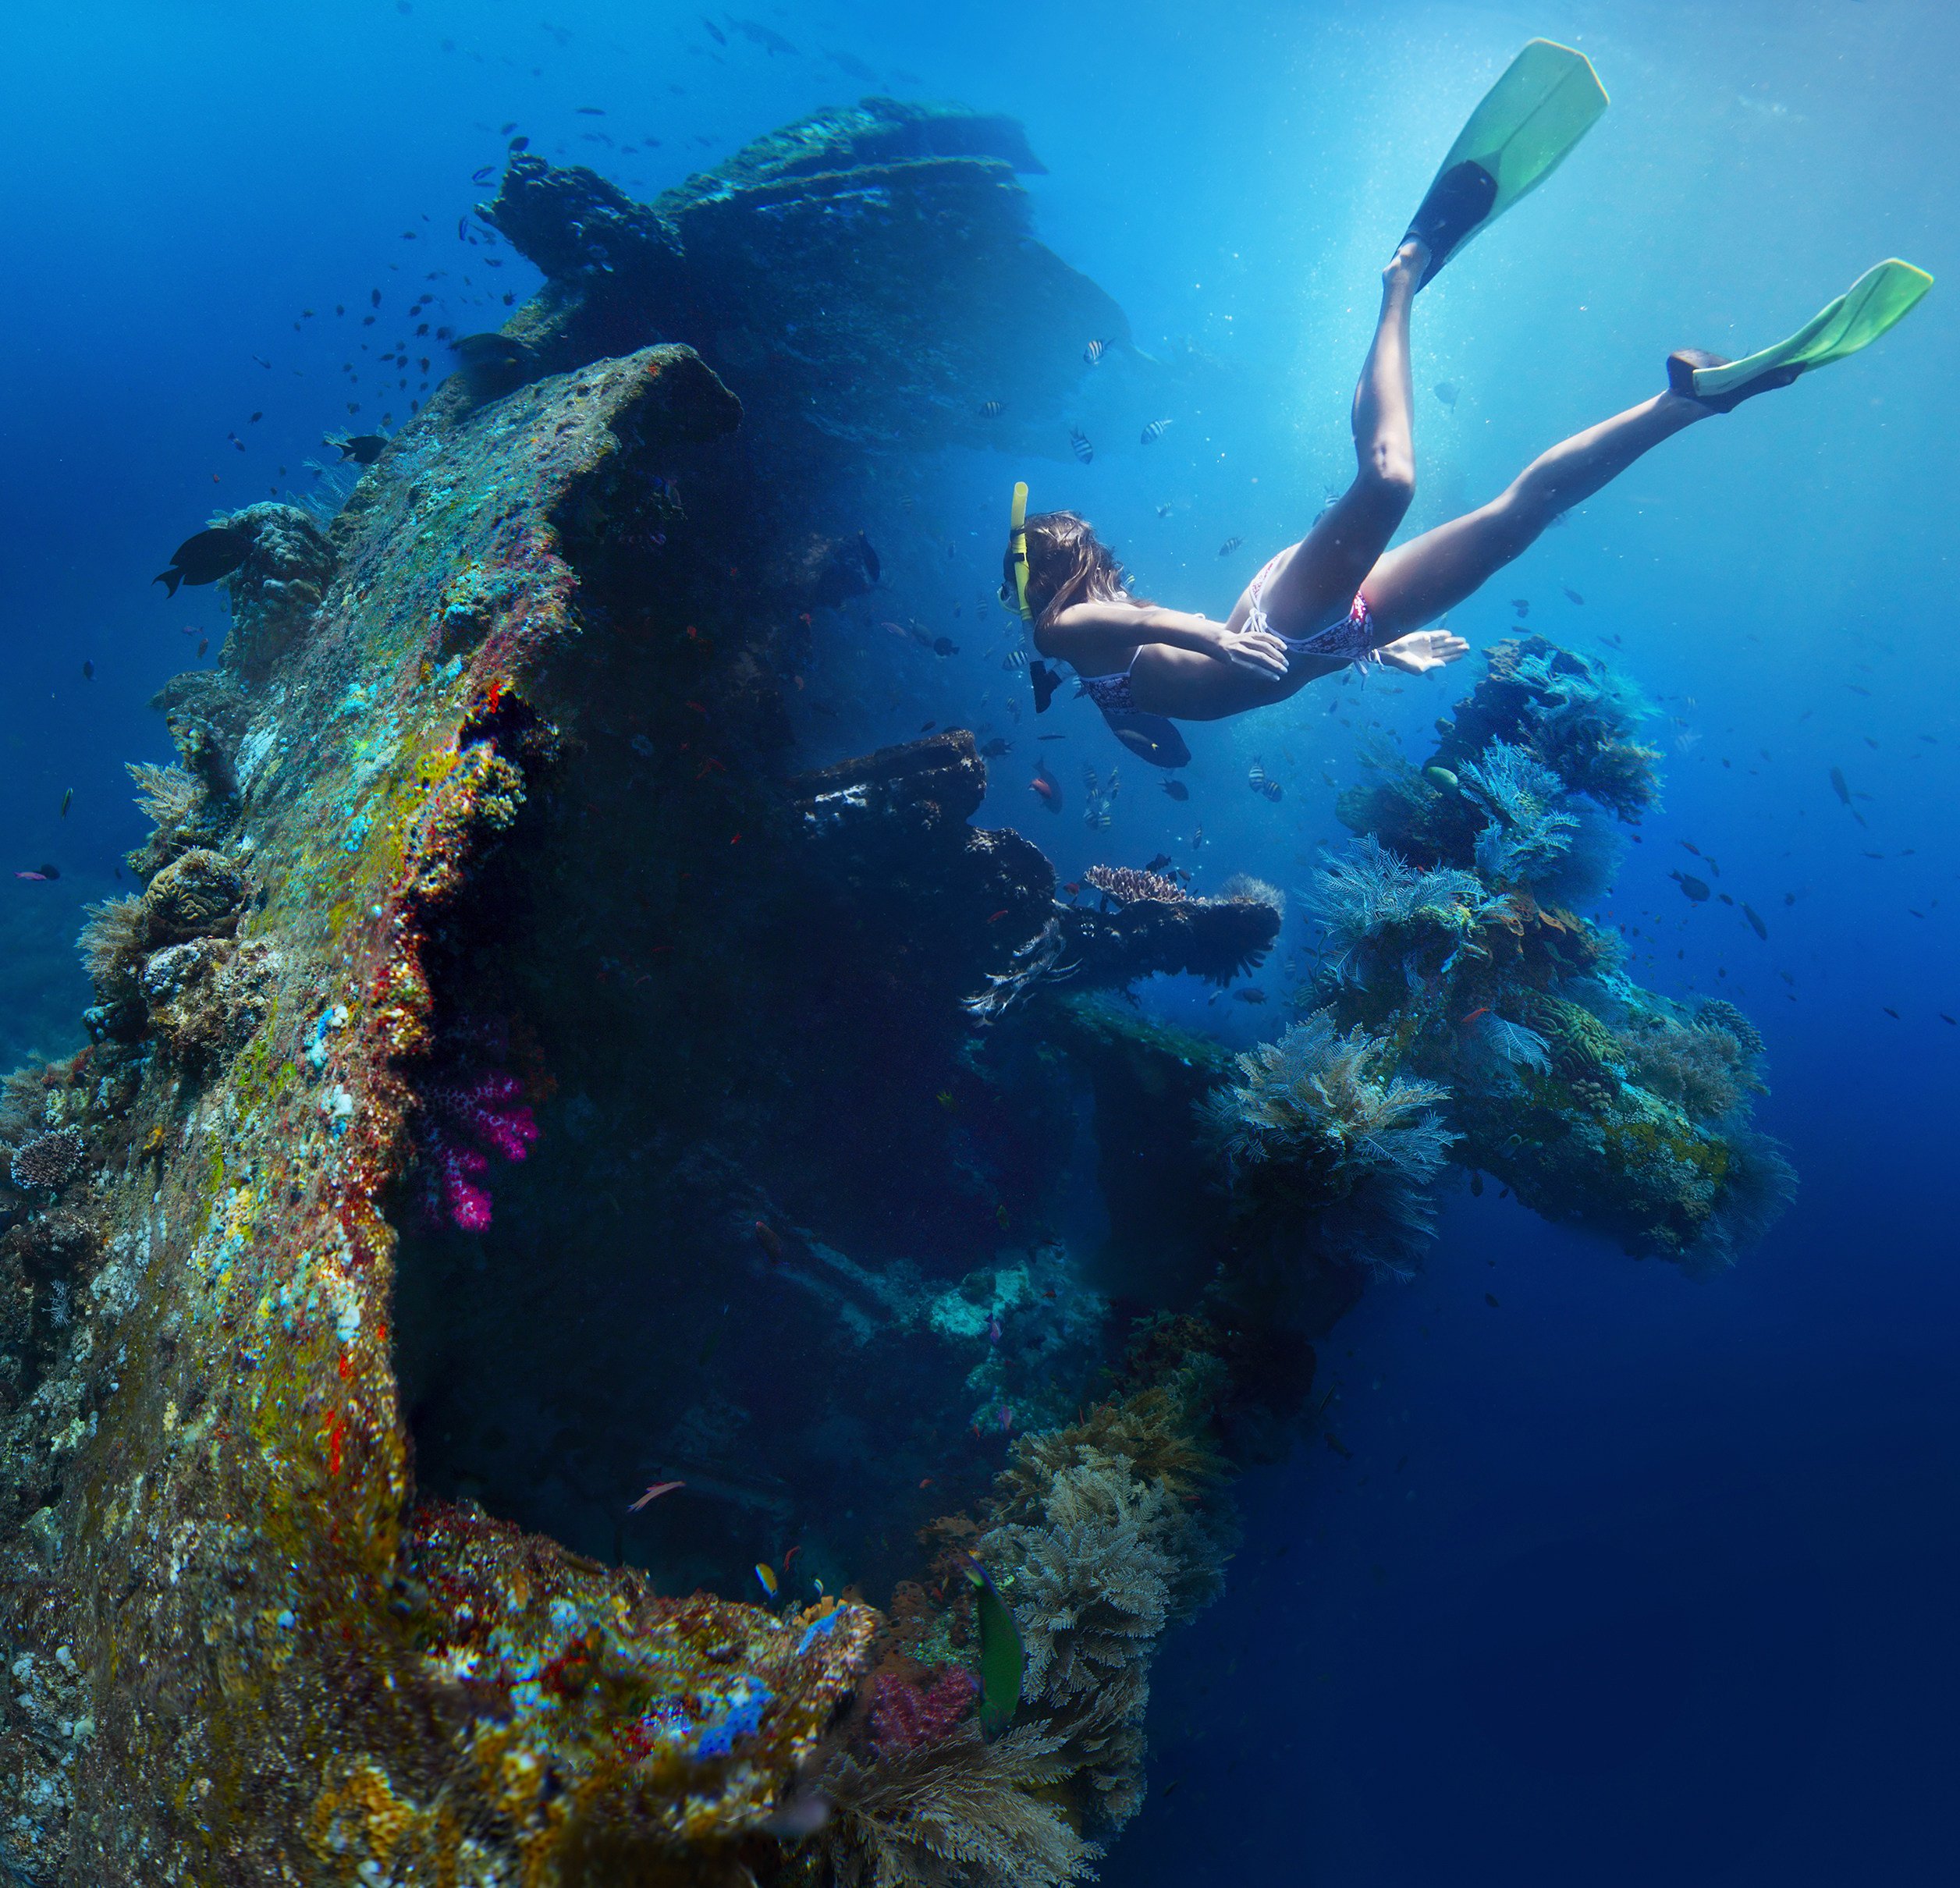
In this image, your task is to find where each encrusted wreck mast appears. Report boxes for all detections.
[0,101,1249,1888]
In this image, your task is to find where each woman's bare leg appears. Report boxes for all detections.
[1361,390,1710,638]
[1245,240,1426,637]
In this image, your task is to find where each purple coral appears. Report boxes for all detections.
[871,1667,978,1758]
[414,1031,539,1231]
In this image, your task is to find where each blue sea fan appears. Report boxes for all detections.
[1461,741,1579,889]
[1200,1010,1457,1277]
[1505,647,1660,818]
[1308,836,1501,988]
[1464,1012,1552,1077]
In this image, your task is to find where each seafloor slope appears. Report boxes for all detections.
[0,99,1791,1888]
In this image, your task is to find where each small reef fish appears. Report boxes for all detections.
[1156,502,1174,517]
[59,790,73,818]
[1001,649,1028,671]
[627,1480,685,1511]
[701,16,726,44]
[978,399,1005,419]
[858,531,880,583]
[1511,598,1530,616]
[1068,426,1094,465]
[81,660,94,680]
[1563,586,1585,605]
[1423,765,1460,793]
[1142,854,1172,872]
[1082,339,1108,366]
[1030,767,1060,811]
[1139,418,1172,444]
[1433,382,1458,408]
[153,523,250,596]
[1161,778,1188,800]
[1218,537,1242,557]
[964,1559,1024,1736]
[1461,1006,1491,1025]
[325,432,389,465]
[1671,871,1711,902]
[753,1219,786,1262]
[932,637,958,656]
[755,1562,779,1598]
[1830,766,1852,805]
[471,165,495,184]
[13,871,49,882]
[728,16,798,55]
[1743,904,1768,941]
[1232,988,1268,1004]
[978,736,1011,758]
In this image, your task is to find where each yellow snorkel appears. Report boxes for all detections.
[1007,480,1032,622]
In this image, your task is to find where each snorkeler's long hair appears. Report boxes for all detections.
[1007,510,1148,632]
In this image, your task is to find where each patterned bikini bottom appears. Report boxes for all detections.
[1244,548,1382,669]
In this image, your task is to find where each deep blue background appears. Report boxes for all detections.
[2,2,1953,1879]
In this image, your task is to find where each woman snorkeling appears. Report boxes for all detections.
[1005,41,1930,770]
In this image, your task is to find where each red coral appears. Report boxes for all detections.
[871,1667,978,1757]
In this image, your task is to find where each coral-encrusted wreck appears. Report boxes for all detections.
[0,96,1789,1888]
[0,99,1238,1888]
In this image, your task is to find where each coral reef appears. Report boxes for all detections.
[1302,638,1791,1265]
[1201,1013,1456,1279]
[872,1668,981,1759]
[213,501,339,678]
[1083,864,1184,905]
[409,1029,541,1230]
[816,1365,1231,1888]
[139,845,249,942]
[8,1127,85,1194]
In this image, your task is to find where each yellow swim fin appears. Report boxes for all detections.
[1672,260,1934,410]
[1407,39,1609,288]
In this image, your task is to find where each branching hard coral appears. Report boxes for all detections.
[1308,836,1500,989]
[1082,864,1182,905]
[10,1127,86,1193]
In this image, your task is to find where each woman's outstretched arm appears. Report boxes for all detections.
[1038,602,1291,678]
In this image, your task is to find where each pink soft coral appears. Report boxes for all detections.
[871,1667,978,1758]
[417,1050,539,1232]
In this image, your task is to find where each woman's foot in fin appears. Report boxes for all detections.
[1379,627,1471,676]
[1385,236,1430,291]
[1404,160,1498,288]
[1666,348,1802,414]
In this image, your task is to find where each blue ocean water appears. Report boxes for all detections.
[2,1,1953,1879]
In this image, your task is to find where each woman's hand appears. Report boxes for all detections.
[1208,622,1292,678]
[1379,627,1469,676]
